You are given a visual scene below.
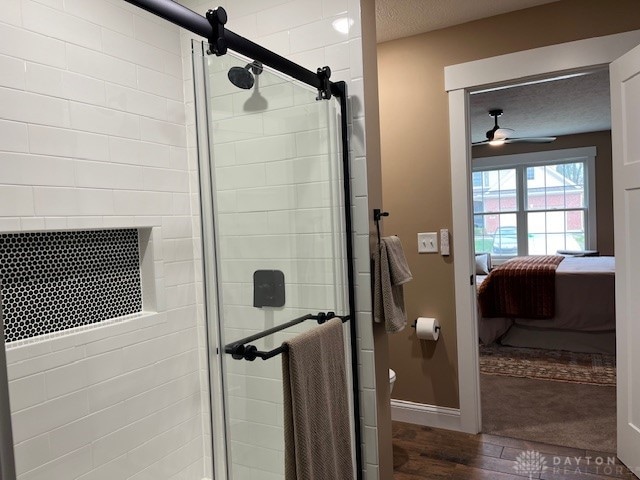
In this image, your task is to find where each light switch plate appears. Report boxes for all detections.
[440,228,450,256]
[418,232,438,253]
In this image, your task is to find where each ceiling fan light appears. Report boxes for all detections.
[489,139,505,146]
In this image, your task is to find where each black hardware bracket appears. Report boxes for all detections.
[373,208,389,222]
[316,66,332,100]
[373,208,389,245]
[205,7,227,56]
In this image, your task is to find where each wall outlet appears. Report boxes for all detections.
[418,232,438,253]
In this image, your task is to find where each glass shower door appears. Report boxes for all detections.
[193,42,357,480]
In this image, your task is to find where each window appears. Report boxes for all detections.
[472,168,518,254]
[472,147,596,258]
[472,171,488,187]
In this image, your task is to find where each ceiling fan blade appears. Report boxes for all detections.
[472,136,557,146]
[492,128,515,140]
[476,110,556,146]
[504,136,557,144]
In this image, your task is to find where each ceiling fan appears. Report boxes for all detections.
[473,109,556,146]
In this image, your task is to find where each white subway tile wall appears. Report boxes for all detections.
[7,311,202,480]
[0,0,206,478]
[181,0,376,478]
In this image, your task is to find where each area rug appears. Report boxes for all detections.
[479,344,616,386]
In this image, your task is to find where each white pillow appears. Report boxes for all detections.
[475,253,490,275]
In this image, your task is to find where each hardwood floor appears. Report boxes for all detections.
[392,422,637,479]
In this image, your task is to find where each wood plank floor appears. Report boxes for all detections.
[393,422,637,479]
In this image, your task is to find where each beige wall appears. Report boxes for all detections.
[377,0,640,408]
[473,131,615,256]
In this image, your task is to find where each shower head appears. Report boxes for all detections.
[227,61,263,90]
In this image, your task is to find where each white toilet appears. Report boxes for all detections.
[389,369,396,394]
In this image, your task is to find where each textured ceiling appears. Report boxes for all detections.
[375,0,558,43]
[373,0,611,141]
[469,69,611,143]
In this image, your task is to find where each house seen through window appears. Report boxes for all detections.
[472,148,596,258]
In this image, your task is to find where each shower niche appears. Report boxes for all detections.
[0,229,155,344]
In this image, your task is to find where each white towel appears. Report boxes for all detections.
[374,236,412,333]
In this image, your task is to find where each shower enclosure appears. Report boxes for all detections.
[0,1,362,478]
[190,19,363,479]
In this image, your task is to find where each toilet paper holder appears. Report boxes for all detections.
[411,320,441,332]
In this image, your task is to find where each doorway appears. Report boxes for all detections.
[444,30,640,436]
[467,70,617,452]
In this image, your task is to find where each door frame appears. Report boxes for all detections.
[445,29,640,434]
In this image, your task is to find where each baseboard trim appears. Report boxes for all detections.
[391,399,462,431]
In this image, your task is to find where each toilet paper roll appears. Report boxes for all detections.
[415,317,440,341]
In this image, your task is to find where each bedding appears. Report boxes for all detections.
[477,256,615,345]
[478,255,564,319]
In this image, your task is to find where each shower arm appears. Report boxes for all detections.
[124,0,334,99]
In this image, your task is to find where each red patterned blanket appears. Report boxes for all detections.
[478,255,565,319]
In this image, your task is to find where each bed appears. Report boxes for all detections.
[476,255,615,353]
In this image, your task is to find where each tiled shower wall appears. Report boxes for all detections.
[0,1,206,478]
[180,0,379,478]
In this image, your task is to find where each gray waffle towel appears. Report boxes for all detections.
[282,318,354,480]
[374,236,413,332]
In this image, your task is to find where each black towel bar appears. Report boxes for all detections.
[224,311,350,361]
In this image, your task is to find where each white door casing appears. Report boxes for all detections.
[445,30,640,435]
[611,43,640,476]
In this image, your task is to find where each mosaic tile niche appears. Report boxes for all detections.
[0,229,143,343]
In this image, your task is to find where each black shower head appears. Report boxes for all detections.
[228,61,263,90]
[228,66,253,89]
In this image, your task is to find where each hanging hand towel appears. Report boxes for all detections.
[374,236,413,333]
[282,318,354,480]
